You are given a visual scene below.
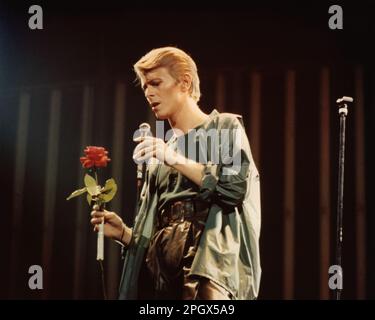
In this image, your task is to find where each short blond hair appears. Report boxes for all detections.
[134,47,201,102]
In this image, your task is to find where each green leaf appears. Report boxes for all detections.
[84,173,97,188]
[87,185,101,196]
[102,178,115,192]
[100,178,117,202]
[66,187,87,200]
[84,174,101,196]
[87,193,92,206]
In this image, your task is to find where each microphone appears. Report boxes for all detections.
[336,96,353,104]
[134,123,151,183]
[336,96,353,116]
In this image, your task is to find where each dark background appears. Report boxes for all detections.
[0,0,374,299]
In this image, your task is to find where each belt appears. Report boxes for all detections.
[158,199,209,228]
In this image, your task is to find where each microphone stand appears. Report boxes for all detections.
[334,96,353,300]
[120,123,151,262]
[92,168,104,262]
[92,168,106,299]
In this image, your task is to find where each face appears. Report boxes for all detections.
[141,67,187,120]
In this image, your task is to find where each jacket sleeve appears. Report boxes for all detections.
[197,116,250,210]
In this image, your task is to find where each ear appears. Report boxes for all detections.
[179,73,192,93]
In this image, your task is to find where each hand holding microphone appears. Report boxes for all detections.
[133,128,180,168]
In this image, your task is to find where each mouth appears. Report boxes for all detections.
[150,102,160,110]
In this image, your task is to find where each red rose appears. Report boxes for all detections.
[80,146,111,168]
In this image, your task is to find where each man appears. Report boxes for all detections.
[91,47,261,300]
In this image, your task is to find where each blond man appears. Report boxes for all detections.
[91,47,261,300]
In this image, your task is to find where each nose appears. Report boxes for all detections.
[145,86,155,99]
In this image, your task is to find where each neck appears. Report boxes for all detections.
[168,99,209,135]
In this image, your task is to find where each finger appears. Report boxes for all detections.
[134,137,153,150]
[104,211,115,220]
[91,217,104,225]
[133,136,145,143]
[133,138,154,155]
[134,135,154,143]
[93,204,100,211]
[138,153,155,163]
[133,148,153,165]
[91,210,104,218]
[133,145,154,160]
[135,150,155,163]
[138,136,156,146]
[133,141,144,155]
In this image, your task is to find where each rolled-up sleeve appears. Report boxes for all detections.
[198,117,250,210]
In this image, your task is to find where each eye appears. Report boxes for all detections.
[142,79,161,92]
[150,80,161,87]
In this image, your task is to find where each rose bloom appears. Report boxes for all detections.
[80,146,111,168]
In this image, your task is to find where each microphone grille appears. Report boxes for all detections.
[336,96,354,104]
[133,122,152,142]
[139,122,151,131]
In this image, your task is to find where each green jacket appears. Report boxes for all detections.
[119,110,261,299]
